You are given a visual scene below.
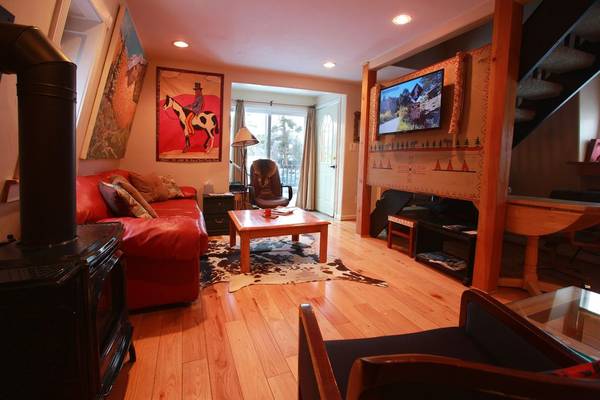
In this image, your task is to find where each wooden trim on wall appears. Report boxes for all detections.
[356,64,377,236]
[472,0,523,292]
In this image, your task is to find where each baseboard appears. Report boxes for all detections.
[338,214,356,221]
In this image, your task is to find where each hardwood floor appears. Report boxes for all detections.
[108,219,526,400]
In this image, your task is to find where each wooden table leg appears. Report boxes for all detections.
[292,234,299,242]
[408,225,415,258]
[319,225,328,263]
[240,233,250,273]
[387,221,392,248]
[229,219,236,247]
[523,236,542,296]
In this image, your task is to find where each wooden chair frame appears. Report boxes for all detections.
[298,289,599,400]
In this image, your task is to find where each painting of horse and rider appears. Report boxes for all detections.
[156,67,224,162]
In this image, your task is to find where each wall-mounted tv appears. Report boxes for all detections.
[378,69,444,135]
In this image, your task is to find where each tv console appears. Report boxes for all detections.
[395,200,478,286]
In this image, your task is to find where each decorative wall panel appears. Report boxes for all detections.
[367,45,491,202]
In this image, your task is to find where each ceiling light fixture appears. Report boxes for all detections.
[323,61,336,69]
[392,14,412,25]
[173,40,189,48]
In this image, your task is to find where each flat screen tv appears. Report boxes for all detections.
[378,69,444,135]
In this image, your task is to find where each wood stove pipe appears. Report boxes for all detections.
[0,23,77,248]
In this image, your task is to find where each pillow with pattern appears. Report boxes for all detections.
[110,175,157,218]
[98,181,155,219]
[159,175,184,199]
[129,171,169,203]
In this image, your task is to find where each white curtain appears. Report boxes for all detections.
[231,100,246,185]
[296,106,317,209]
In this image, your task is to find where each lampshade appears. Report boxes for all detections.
[232,127,259,147]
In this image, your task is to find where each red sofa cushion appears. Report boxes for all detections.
[152,198,200,218]
[99,216,207,261]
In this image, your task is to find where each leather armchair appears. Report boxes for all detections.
[248,159,293,208]
[298,289,598,400]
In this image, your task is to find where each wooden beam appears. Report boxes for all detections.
[472,0,523,292]
[356,64,376,236]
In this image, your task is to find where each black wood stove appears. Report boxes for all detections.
[0,21,134,399]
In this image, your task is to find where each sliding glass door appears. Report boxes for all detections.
[233,103,307,205]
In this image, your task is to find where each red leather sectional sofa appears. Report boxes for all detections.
[76,169,208,310]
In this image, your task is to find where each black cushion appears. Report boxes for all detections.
[464,301,561,372]
[324,327,493,398]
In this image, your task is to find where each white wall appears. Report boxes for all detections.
[509,73,600,196]
[0,0,120,240]
[510,95,582,197]
[120,59,361,212]
[579,74,600,161]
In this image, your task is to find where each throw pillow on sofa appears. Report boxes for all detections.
[110,175,158,218]
[98,181,155,219]
[129,172,169,203]
[160,175,184,199]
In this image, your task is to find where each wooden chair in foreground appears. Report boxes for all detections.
[298,289,600,400]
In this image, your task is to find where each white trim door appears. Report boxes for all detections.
[316,99,340,216]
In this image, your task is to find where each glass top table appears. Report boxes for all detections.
[508,286,600,361]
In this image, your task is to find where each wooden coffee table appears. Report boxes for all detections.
[228,209,330,273]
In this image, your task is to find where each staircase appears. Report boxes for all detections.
[513,0,600,147]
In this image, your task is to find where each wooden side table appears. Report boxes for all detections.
[387,215,417,257]
[203,194,235,236]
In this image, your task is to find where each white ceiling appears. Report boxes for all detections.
[127,0,489,81]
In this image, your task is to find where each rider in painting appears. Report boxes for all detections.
[184,82,204,135]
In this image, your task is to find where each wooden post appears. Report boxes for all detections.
[472,0,523,291]
[356,64,377,236]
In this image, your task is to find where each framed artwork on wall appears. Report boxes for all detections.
[156,67,224,162]
[80,6,148,160]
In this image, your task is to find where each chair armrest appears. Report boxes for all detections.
[346,354,600,400]
[298,304,342,400]
[459,289,583,367]
[283,185,293,201]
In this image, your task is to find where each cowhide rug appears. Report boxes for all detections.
[200,235,387,292]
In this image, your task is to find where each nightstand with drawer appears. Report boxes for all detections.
[203,194,235,236]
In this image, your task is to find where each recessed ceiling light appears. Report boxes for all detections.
[392,14,412,25]
[173,40,189,48]
[323,61,336,69]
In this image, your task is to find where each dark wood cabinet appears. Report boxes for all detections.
[203,194,235,235]
[414,219,476,286]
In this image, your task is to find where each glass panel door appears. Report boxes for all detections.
[237,103,306,206]
[245,109,269,167]
[270,113,305,203]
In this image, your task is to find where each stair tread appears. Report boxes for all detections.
[539,46,596,74]
[514,108,536,123]
[517,78,563,100]
[573,2,600,41]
